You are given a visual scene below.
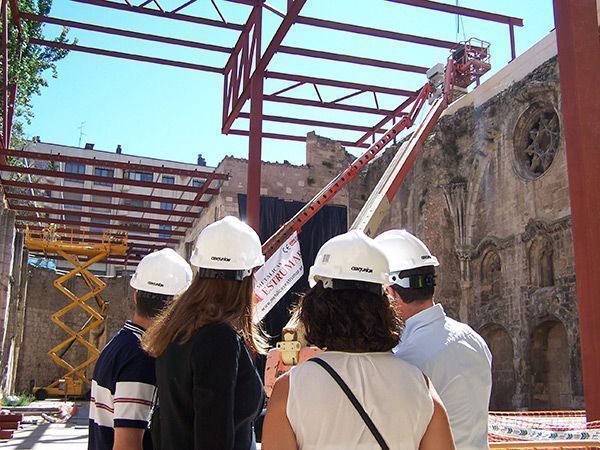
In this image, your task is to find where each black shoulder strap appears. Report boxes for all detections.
[309,357,390,450]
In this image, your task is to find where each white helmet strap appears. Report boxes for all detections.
[197,267,252,281]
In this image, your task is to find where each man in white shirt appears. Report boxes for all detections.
[375,230,492,450]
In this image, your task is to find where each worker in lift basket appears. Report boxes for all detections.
[88,248,192,450]
[142,216,267,450]
[262,230,455,450]
[375,230,493,450]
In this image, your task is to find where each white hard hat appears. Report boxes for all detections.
[374,229,439,277]
[190,216,264,276]
[308,230,391,288]
[130,248,193,296]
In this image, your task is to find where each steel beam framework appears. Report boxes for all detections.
[1,1,523,244]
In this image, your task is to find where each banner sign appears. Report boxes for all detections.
[253,232,303,323]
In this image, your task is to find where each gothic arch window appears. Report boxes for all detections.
[530,318,571,409]
[529,236,555,288]
[480,324,515,410]
[481,249,502,304]
[513,104,561,180]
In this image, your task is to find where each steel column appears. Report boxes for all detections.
[553,0,600,422]
[1,0,8,152]
[246,6,262,232]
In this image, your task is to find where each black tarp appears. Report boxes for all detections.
[238,194,347,342]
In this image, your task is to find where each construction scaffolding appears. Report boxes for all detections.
[24,225,128,398]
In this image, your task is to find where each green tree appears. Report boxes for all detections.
[2,0,74,147]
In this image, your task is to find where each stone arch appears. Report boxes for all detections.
[530,317,571,409]
[529,235,554,288]
[480,323,516,410]
[480,248,502,304]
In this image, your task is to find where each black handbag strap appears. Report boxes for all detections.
[309,357,390,450]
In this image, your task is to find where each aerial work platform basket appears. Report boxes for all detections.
[24,225,128,399]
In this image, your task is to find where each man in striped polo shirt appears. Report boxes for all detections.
[88,249,192,450]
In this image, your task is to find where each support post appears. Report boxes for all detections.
[553,0,600,422]
[1,0,8,151]
[246,7,262,232]
[508,24,516,61]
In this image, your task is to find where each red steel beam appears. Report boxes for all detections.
[16,215,187,236]
[5,192,200,218]
[264,94,396,115]
[22,14,233,54]
[553,0,600,421]
[72,0,244,30]
[229,129,370,149]
[8,0,20,31]
[222,0,307,133]
[1,179,210,207]
[0,148,227,179]
[386,0,523,26]
[1,0,7,152]
[265,71,417,97]
[296,16,457,49]
[0,165,220,194]
[278,46,428,74]
[246,73,263,231]
[30,38,224,74]
[12,204,192,228]
[355,96,418,146]
[16,223,180,244]
[238,112,389,133]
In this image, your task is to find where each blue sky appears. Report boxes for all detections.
[24,0,555,167]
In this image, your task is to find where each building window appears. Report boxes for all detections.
[513,105,561,179]
[64,192,83,211]
[65,162,86,184]
[64,214,80,224]
[122,198,149,208]
[162,175,175,184]
[529,236,555,288]
[125,171,153,182]
[94,167,115,186]
[159,224,171,239]
[90,218,110,234]
[481,249,502,304]
[160,202,174,210]
[92,195,112,205]
[192,179,203,188]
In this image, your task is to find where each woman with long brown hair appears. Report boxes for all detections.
[142,216,266,450]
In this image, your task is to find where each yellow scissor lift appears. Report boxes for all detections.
[24,225,128,399]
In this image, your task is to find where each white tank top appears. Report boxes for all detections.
[287,351,434,450]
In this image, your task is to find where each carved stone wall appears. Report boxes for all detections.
[350,56,583,410]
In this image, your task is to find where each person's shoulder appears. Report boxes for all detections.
[191,322,241,350]
[445,317,487,344]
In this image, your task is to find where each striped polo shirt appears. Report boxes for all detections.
[88,321,155,450]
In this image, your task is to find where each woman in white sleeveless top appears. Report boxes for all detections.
[263,230,455,450]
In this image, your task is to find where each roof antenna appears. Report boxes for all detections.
[77,122,87,148]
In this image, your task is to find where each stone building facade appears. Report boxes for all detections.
[177,131,352,258]
[350,34,582,410]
